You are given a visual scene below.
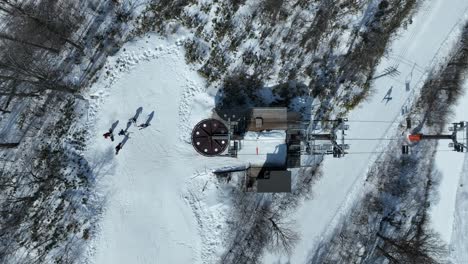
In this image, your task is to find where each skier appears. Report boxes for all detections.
[115,143,123,155]
[129,117,137,125]
[103,132,111,139]
[118,129,125,136]
[138,123,149,130]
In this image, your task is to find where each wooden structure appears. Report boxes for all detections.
[247,107,288,131]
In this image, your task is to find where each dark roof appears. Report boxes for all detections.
[247,107,288,131]
[256,170,291,193]
[191,119,229,156]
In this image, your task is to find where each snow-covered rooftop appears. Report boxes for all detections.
[236,130,287,167]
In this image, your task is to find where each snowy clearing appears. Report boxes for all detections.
[82,35,245,264]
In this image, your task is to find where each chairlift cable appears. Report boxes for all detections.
[345,120,399,123]
[230,149,456,156]
[239,137,400,141]
[345,138,399,141]
[311,119,398,123]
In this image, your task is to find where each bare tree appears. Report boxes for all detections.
[0,0,84,51]
[376,230,447,264]
[0,32,59,54]
[0,46,77,98]
[262,206,300,255]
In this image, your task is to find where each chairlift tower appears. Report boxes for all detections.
[404,121,468,153]
[305,118,350,158]
[448,121,468,152]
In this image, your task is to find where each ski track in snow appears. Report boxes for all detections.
[445,79,468,264]
[178,78,206,143]
[450,151,468,263]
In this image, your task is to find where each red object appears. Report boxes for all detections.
[408,133,422,142]
[103,132,111,138]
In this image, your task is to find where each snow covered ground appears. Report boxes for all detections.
[264,0,468,263]
[450,151,468,264]
[431,80,467,246]
[81,35,244,264]
[434,79,468,263]
[82,31,291,263]
[80,1,468,263]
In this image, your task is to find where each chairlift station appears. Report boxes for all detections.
[190,107,353,192]
[191,106,468,193]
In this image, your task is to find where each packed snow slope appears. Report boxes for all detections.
[431,83,467,246]
[264,0,468,263]
[83,36,250,263]
[444,79,468,264]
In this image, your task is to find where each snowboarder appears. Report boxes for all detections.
[104,128,115,141]
[129,117,137,125]
[115,143,123,155]
[118,129,125,136]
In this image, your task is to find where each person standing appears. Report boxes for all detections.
[115,143,123,155]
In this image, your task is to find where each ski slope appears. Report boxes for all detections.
[264,0,468,263]
[431,79,468,245]
[450,152,468,264]
[440,79,468,264]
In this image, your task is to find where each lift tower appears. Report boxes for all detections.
[406,121,468,153]
[306,118,350,158]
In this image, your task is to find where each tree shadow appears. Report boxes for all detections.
[214,77,312,134]
[215,78,309,112]
[86,146,116,182]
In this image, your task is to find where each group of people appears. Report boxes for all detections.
[103,111,152,155]
[103,128,128,154]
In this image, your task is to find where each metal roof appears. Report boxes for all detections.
[247,107,288,131]
[256,170,291,193]
[191,119,229,156]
